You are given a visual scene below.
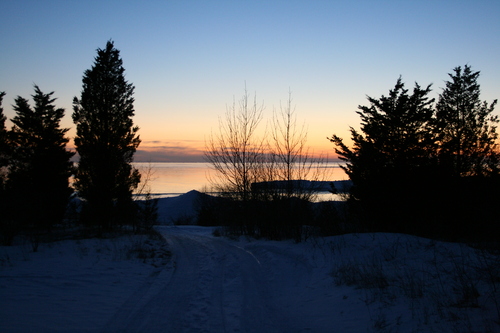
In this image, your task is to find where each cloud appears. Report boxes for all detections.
[135,141,206,162]
[69,140,208,163]
[141,139,205,148]
[135,150,205,162]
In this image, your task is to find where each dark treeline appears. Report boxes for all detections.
[0,40,498,245]
[330,65,499,242]
[0,41,156,247]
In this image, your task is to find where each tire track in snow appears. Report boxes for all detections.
[102,227,287,332]
[212,239,284,332]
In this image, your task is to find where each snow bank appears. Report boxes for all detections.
[0,234,170,333]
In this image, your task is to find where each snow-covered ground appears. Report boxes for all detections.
[1,194,499,332]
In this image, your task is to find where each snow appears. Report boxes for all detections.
[1,193,499,332]
[156,190,206,224]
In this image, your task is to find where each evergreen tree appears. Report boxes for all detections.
[73,40,141,229]
[7,86,74,232]
[0,91,8,181]
[436,65,499,177]
[433,66,499,239]
[329,78,436,230]
[330,78,435,198]
[0,91,14,244]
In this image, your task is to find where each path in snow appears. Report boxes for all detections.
[102,226,351,332]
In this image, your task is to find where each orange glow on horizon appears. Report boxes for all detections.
[67,131,345,163]
[64,101,355,163]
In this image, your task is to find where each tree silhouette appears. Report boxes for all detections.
[329,78,436,230]
[436,65,499,177]
[268,91,325,201]
[0,91,8,183]
[73,40,141,230]
[205,88,266,203]
[433,65,499,239]
[0,91,14,244]
[205,89,327,240]
[7,86,74,234]
[330,78,435,198]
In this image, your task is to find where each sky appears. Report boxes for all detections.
[1,0,499,162]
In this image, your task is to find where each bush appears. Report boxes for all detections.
[196,193,319,241]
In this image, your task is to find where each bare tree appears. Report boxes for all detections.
[205,88,267,202]
[268,91,326,201]
[204,89,331,240]
[134,163,158,232]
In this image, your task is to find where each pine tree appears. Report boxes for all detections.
[7,86,74,232]
[436,65,499,177]
[73,40,141,229]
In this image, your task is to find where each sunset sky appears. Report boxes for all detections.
[1,0,499,162]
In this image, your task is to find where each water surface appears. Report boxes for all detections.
[133,162,349,200]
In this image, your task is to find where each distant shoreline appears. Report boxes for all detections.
[135,180,352,200]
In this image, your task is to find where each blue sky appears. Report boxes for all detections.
[1,0,499,161]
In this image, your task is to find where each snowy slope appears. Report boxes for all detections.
[1,195,499,332]
[0,234,171,332]
[155,190,208,224]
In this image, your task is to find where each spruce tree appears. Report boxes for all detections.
[7,86,74,232]
[73,40,141,229]
[436,65,499,177]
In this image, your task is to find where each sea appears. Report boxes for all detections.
[133,162,349,201]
